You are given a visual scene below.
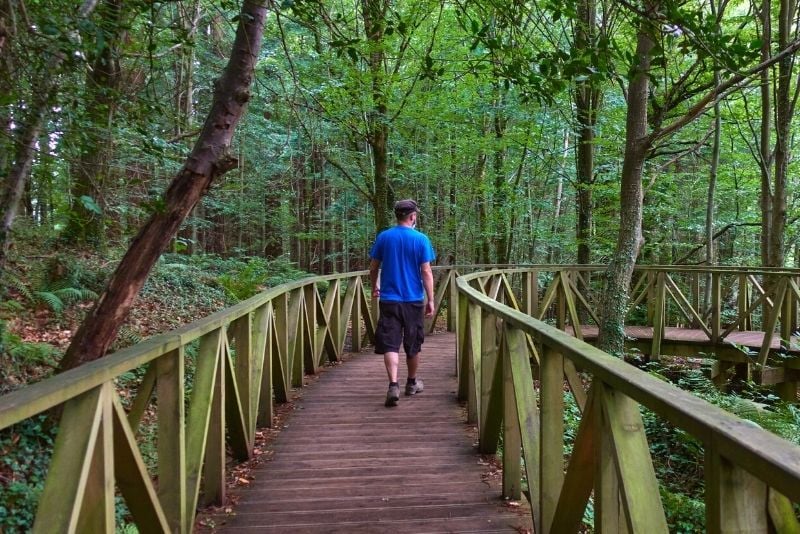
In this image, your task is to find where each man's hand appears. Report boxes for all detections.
[372,287,380,299]
[425,300,434,317]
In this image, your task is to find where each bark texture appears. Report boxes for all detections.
[59,0,268,371]
[597,12,655,356]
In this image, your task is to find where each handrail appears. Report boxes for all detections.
[455,268,800,533]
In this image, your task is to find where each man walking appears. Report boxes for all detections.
[369,199,435,407]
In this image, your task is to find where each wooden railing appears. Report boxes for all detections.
[0,265,465,533]
[456,268,800,533]
[491,265,800,398]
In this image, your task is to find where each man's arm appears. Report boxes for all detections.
[369,259,381,299]
[421,262,434,317]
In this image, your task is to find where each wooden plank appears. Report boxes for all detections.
[479,310,502,454]
[502,335,522,500]
[224,333,252,461]
[76,383,114,533]
[156,347,187,532]
[251,304,270,428]
[127,361,156,434]
[270,310,288,404]
[231,313,253,443]
[601,385,668,533]
[456,292,469,402]
[705,451,768,533]
[758,278,788,366]
[537,275,561,320]
[272,292,291,396]
[565,273,600,326]
[506,326,541,532]
[650,272,666,359]
[540,346,564,531]
[112,393,170,533]
[426,269,451,333]
[448,269,459,332]
[256,305,275,427]
[185,329,223,524]
[33,386,104,533]
[549,388,596,534]
[523,270,538,318]
[468,302,482,425]
[768,489,800,533]
[559,272,582,339]
[594,383,625,534]
[202,334,226,507]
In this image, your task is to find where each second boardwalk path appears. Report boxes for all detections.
[213,332,533,533]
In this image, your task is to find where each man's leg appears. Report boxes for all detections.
[384,351,399,382]
[406,353,419,379]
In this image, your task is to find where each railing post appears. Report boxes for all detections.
[711,272,721,344]
[502,332,521,501]
[705,451,768,533]
[231,313,253,443]
[156,347,187,532]
[523,270,538,318]
[594,382,626,534]
[351,279,362,353]
[479,310,502,453]
[651,272,666,360]
[447,269,458,332]
[540,346,564,532]
[738,274,750,331]
[466,302,481,424]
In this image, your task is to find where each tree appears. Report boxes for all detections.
[59,0,268,371]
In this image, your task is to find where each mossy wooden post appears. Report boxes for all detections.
[593,383,626,533]
[711,271,721,344]
[691,272,700,328]
[501,331,521,500]
[351,278,363,352]
[705,451,768,532]
[273,292,291,396]
[156,347,186,532]
[456,292,469,402]
[479,309,502,453]
[202,336,226,507]
[448,269,458,332]
[781,276,792,351]
[288,288,304,387]
[253,304,272,428]
[505,326,541,531]
[523,269,538,317]
[304,284,319,372]
[231,312,253,443]
[33,386,107,533]
[76,383,114,533]
[467,302,482,424]
[650,272,666,359]
[646,271,656,325]
[540,345,565,530]
[185,329,222,523]
[738,274,751,330]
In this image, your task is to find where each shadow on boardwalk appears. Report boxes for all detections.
[206,332,533,533]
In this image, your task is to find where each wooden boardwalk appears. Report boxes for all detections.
[211,332,533,533]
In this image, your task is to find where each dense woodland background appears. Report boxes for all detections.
[5,0,800,276]
[3,0,800,530]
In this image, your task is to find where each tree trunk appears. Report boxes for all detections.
[362,0,390,233]
[597,11,655,356]
[574,0,599,265]
[64,0,124,248]
[759,0,773,266]
[59,0,268,371]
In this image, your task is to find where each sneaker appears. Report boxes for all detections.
[405,378,424,396]
[385,384,400,407]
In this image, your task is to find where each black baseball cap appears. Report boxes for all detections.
[394,199,419,218]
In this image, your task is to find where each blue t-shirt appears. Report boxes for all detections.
[370,226,436,302]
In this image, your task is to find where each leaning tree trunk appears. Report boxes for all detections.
[59,0,268,371]
[597,14,655,356]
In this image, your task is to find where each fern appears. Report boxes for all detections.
[33,291,64,314]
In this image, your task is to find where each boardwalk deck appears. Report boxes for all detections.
[210,333,533,533]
